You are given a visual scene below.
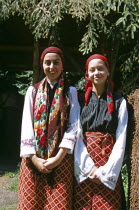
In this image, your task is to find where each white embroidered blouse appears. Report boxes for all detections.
[74,98,128,191]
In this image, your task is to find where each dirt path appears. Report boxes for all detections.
[0,174,18,210]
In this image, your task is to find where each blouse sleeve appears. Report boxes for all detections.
[95,98,128,190]
[74,98,95,183]
[74,128,95,183]
[59,86,80,154]
[20,86,37,157]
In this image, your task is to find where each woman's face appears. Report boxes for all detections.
[88,59,109,86]
[43,53,63,82]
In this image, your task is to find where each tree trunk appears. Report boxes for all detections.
[33,40,40,84]
[127,89,139,210]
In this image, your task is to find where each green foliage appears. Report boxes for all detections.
[69,0,139,54]
[69,0,108,54]
[79,23,99,55]
[1,0,139,54]
[23,0,68,39]
[75,76,85,91]
[65,71,82,87]
[115,1,139,40]
[0,0,69,40]
[121,164,128,206]
[15,71,33,95]
[0,0,13,21]
[0,70,33,95]
[120,42,139,95]
[69,0,90,21]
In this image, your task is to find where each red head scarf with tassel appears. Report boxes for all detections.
[85,54,114,114]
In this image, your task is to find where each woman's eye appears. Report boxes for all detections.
[98,67,103,71]
[54,61,59,65]
[45,61,51,65]
[89,69,95,72]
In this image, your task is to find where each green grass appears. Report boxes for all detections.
[4,164,20,192]
[121,164,129,207]
[0,204,17,210]
[7,174,18,191]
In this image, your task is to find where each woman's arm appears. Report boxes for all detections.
[20,86,37,157]
[20,86,51,174]
[74,133,95,183]
[95,99,128,190]
[43,148,69,169]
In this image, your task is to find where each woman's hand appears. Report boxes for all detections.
[90,175,102,184]
[44,147,69,170]
[89,166,102,184]
[43,156,60,169]
[30,154,52,174]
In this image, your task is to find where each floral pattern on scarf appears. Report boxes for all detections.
[33,77,70,158]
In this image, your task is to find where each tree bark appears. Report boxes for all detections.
[127,89,139,210]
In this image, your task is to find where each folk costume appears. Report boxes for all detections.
[18,47,80,210]
[74,55,128,210]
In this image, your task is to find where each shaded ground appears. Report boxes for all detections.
[0,175,18,210]
[0,156,20,210]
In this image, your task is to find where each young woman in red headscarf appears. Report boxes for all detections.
[73,54,128,210]
[18,46,80,209]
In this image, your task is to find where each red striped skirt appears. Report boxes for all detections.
[18,154,73,210]
[73,132,122,210]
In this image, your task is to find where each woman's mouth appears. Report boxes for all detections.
[94,76,102,79]
[49,71,56,74]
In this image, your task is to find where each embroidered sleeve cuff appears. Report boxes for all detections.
[74,171,89,183]
[95,167,116,190]
[59,133,76,154]
[74,162,94,183]
[20,139,36,157]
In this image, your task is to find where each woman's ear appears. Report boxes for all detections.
[85,73,89,78]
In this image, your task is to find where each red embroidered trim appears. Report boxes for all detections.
[63,138,76,142]
[21,139,35,146]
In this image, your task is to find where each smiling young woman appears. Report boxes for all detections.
[18,46,80,210]
[74,54,128,210]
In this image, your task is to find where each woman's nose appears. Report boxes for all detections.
[50,62,54,69]
[94,68,99,74]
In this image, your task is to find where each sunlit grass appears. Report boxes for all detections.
[7,173,18,191]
